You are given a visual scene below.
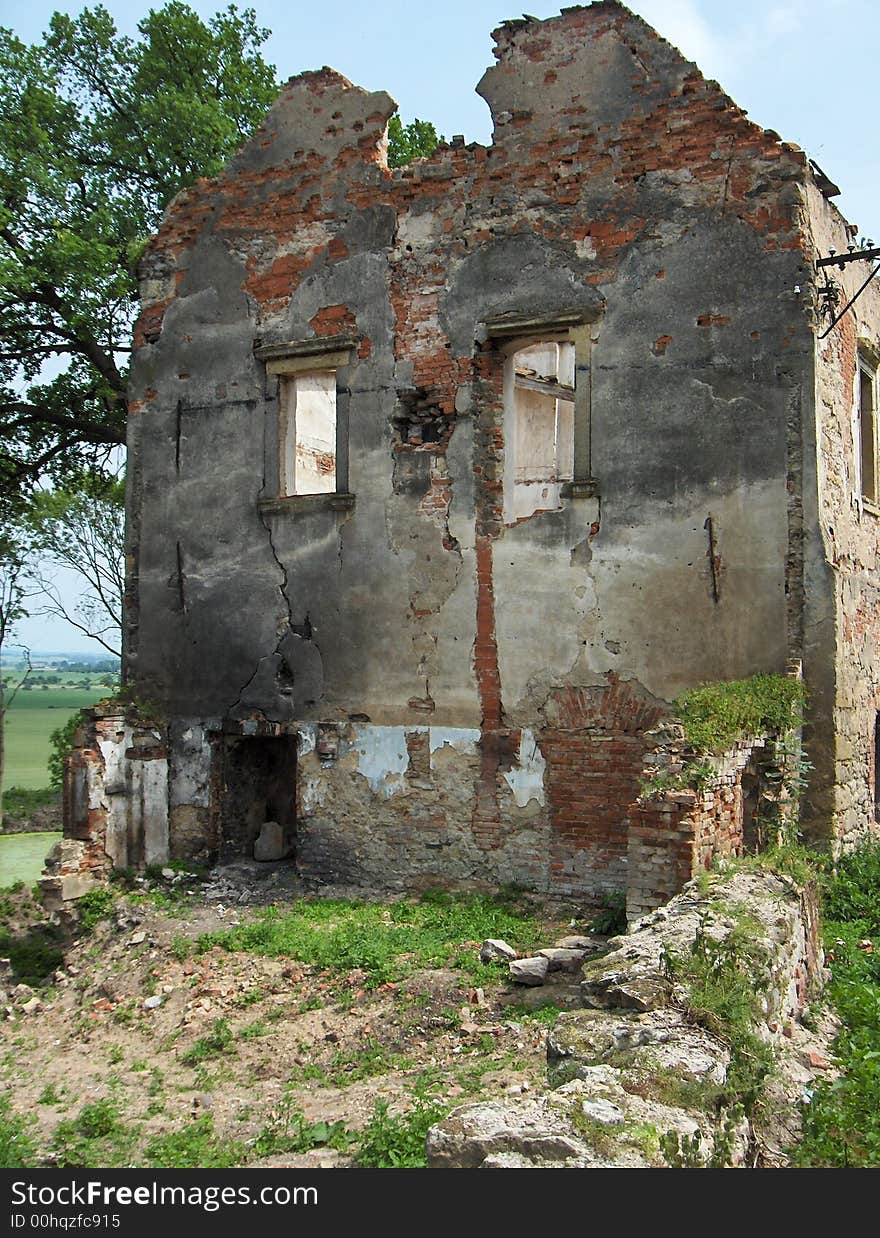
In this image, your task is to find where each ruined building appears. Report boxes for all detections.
[56,3,880,918]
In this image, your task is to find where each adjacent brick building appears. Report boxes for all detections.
[59,3,880,915]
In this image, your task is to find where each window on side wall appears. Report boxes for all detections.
[505,339,575,522]
[280,370,337,496]
[255,335,355,509]
[858,354,879,507]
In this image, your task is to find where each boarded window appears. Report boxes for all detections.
[280,370,337,496]
[859,358,878,505]
[505,340,574,521]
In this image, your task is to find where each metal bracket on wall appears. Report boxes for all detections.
[816,247,880,339]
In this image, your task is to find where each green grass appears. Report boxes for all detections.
[4,684,106,788]
[196,890,543,988]
[51,1099,138,1168]
[793,837,880,1167]
[144,1116,244,1169]
[0,1096,37,1168]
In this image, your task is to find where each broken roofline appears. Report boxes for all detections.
[190,3,822,194]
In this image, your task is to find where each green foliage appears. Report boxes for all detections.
[0,4,279,504]
[145,1115,244,1168]
[639,760,716,800]
[821,836,880,930]
[386,113,441,167]
[197,890,543,987]
[181,1017,234,1065]
[2,786,57,817]
[590,888,627,936]
[673,674,805,754]
[793,837,880,1166]
[47,710,86,790]
[0,1096,37,1168]
[253,1095,351,1158]
[77,886,115,930]
[0,923,63,985]
[51,1098,136,1167]
[355,1079,449,1168]
[664,915,774,1113]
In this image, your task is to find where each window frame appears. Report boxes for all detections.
[857,348,880,512]
[255,335,356,513]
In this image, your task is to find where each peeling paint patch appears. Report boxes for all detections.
[502,728,546,808]
[351,725,411,796]
[297,725,317,756]
[429,727,481,763]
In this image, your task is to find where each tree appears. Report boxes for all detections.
[387,114,441,168]
[27,474,125,657]
[0,532,36,825]
[0,4,280,512]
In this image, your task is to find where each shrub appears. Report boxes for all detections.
[673,674,805,754]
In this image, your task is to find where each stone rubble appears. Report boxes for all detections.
[428,870,827,1168]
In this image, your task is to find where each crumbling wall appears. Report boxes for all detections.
[46,707,168,913]
[805,182,880,849]
[427,870,825,1168]
[121,3,818,898]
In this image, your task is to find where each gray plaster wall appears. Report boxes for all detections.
[124,4,822,880]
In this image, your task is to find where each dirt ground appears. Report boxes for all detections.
[0,866,591,1168]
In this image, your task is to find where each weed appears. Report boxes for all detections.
[673,674,805,755]
[235,987,264,1008]
[590,889,627,937]
[506,1004,563,1026]
[37,1083,63,1107]
[51,1099,137,1168]
[355,1077,449,1168]
[77,888,116,931]
[181,1018,234,1065]
[239,1020,269,1041]
[107,1044,124,1065]
[0,923,64,986]
[663,914,774,1113]
[252,1094,351,1158]
[793,836,880,1166]
[0,1097,37,1168]
[145,1116,244,1168]
[660,1108,743,1168]
[170,936,192,962]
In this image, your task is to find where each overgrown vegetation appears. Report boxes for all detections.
[590,888,627,936]
[197,890,544,988]
[794,836,880,1166]
[0,1096,37,1168]
[145,1116,244,1169]
[77,887,116,931]
[51,1098,137,1168]
[673,674,805,755]
[355,1079,449,1168]
[663,912,775,1116]
[0,922,63,985]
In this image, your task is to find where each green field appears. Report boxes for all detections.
[0,831,63,885]
[4,683,109,789]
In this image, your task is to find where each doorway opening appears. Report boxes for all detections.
[215,735,297,863]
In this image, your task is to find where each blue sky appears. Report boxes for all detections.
[3,0,879,650]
